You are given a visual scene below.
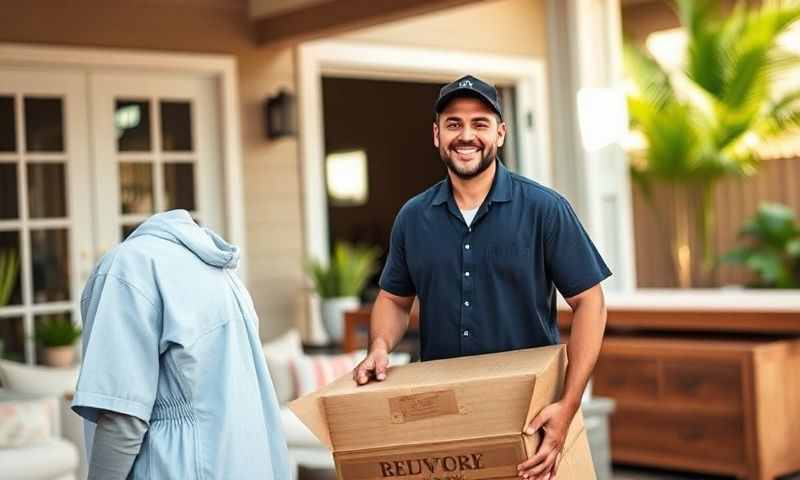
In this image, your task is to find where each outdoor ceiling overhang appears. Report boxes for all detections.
[249,0,487,45]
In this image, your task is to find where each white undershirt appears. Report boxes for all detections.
[460,207,480,226]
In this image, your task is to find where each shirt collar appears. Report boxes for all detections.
[431,160,513,207]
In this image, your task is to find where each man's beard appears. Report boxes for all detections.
[439,142,497,180]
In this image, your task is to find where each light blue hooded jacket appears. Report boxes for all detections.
[72,210,290,479]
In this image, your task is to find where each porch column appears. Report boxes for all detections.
[545,0,636,291]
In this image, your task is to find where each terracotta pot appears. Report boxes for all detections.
[42,345,76,368]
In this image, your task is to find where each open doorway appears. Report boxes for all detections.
[321,76,520,297]
[298,40,550,280]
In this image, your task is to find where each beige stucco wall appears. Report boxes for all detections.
[338,0,547,58]
[236,47,305,341]
[0,0,549,341]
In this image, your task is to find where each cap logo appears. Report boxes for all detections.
[459,80,473,88]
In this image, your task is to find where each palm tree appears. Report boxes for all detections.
[625,0,800,287]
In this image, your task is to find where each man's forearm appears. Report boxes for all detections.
[369,291,413,353]
[562,292,607,410]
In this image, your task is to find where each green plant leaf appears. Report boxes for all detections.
[306,243,380,299]
[719,246,753,265]
[35,315,82,348]
[786,238,800,257]
[0,248,19,307]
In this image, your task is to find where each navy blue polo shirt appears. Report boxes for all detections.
[379,161,611,361]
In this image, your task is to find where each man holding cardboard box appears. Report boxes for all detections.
[353,75,611,480]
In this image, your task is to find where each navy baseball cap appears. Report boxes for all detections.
[434,75,503,119]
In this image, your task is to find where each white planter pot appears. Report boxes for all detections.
[320,296,359,342]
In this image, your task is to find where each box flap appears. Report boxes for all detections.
[290,346,566,453]
[524,344,567,431]
[556,411,597,479]
[322,346,563,393]
[522,409,592,477]
[288,374,347,450]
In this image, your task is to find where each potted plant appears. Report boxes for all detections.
[625,0,800,287]
[35,315,81,367]
[722,203,800,288]
[0,247,19,306]
[307,243,380,342]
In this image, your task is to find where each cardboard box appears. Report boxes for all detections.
[290,345,597,480]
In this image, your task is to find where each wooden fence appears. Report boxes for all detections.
[633,156,800,287]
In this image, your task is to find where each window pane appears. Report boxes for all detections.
[25,97,64,152]
[119,162,154,215]
[160,101,193,152]
[116,100,151,152]
[30,228,70,303]
[27,163,67,218]
[0,231,22,307]
[0,164,19,220]
[0,317,25,362]
[0,96,16,152]
[163,163,196,211]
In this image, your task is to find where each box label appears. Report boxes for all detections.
[388,390,459,423]
[337,441,523,480]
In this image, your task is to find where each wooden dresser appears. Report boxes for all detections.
[590,335,800,480]
[560,290,800,480]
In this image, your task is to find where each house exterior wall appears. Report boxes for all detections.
[337,0,547,58]
[0,0,549,340]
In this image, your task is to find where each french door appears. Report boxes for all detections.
[0,67,224,364]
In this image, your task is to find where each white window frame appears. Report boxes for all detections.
[0,43,248,283]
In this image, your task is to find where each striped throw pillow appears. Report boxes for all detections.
[289,353,361,397]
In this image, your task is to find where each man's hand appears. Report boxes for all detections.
[352,347,390,385]
[517,400,577,479]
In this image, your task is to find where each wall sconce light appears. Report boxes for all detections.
[263,89,296,139]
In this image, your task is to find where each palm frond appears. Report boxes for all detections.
[678,0,727,97]
[721,6,800,107]
[623,41,675,110]
[760,89,800,134]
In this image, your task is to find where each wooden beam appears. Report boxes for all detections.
[254,0,488,46]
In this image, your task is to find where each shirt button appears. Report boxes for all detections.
[464,301,470,307]
[464,271,470,277]
[463,330,470,337]
[465,244,470,250]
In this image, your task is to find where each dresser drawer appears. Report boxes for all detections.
[661,360,742,410]
[610,406,745,466]
[593,356,659,401]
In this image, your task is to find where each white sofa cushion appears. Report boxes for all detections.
[0,361,86,478]
[0,391,57,448]
[0,437,78,480]
[0,360,78,397]
[263,329,304,404]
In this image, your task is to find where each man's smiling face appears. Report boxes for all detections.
[433,97,507,179]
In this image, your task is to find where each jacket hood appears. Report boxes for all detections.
[128,210,239,269]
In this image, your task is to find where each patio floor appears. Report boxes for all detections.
[300,465,800,480]
[612,465,800,480]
